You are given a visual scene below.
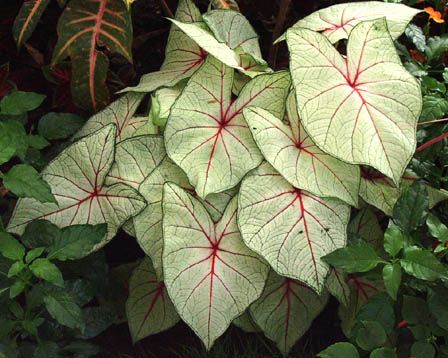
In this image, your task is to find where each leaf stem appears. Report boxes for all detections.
[416,132,448,152]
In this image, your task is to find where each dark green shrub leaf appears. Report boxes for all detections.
[382,263,401,300]
[38,112,85,140]
[383,223,405,257]
[426,214,448,242]
[400,246,447,281]
[47,224,106,261]
[25,247,45,264]
[420,95,448,120]
[64,279,95,306]
[61,341,100,356]
[411,341,435,358]
[22,220,59,248]
[0,91,45,115]
[317,342,359,358]
[402,295,431,325]
[43,289,84,331]
[3,164,56,204]
[33,341,59,358]
[0,120,27,164]
[370,347,396,358]
[428,288,448,331]
[29,258,64,287]
[323,241,385,273]
[393,181,428,233]
[0,232,25,260]
[26,135,49,150]
[7,261,26,277]
[9,280,26,298]
[355,320,387,351]
[356,293,395,334]
[77,306,116,339]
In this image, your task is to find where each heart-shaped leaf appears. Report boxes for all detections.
[106,135,166,189]
[126,257,179,343]
[121,0,205,93]
[7,125,146,249]
[134,157,235,279]
[326,269,350,306]
[13,0,50,48]
[162,183,268,349]
[250,271,328,354]
[238,163,350,293]
[233,311,260,333]
[74,93,145,142]
[281,2,421,43]
[52,0,133,111]
[165,55,290,198]
[244,94,360,205]
[287,18,422,184]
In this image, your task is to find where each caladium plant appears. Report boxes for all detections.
[7,0,438,354]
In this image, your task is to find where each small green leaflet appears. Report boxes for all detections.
[280,1,421,43]
[0,91,46,115]
[162,183,268,349]
[165,55,290,198]
[287,18,422,184]
[7,125,146,250]
[73,93,145,142]
[244,93,360,206]
[134,157,235,279]
[13,0,51,48]
[126,258,179,343]
[121,0,204,93]
[238,163,350,293]
[106,136,166,189]
[250,270,328,354]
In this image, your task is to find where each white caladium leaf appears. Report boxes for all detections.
[134,157,235,279]
[244,94,360,206]
[202,10,266,67]
[168,19,243,71]
[74,93,145,142]
[126,257,180,343]
[359,167,399,216]
[233,311,260,333]
[280,2,421,43]
[238,163,350,293]
[326,269,350,306]
[106,135,166,189]
[122,0,205,93]
[250,270,328,354]
[165,55,290,198]
[7,125,146,247]
[162,183,269,349]
[288,18,422,184]
[348,206,383,250]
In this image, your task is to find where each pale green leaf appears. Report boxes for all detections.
[165,55,290,198]
[7,125,146,250]
[281,2,421,43]
[134,157,235,279]
[73,93,145,142]
[244,94,360,206]
[126,257,179,343]
[250,270,328,354]
[162,183,268,349]
[238,163,350,292]
[287,18,422,184]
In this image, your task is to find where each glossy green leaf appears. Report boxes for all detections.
[25,247,45,264]
[38,113,85,140]
[7,125,146,250]
[126,258,179,343]
[282,2,420,43]
[44,289,84,331]
[47,224,107,261]
[323,241,385,273]
[3,164,56,203]
[0,120,27,164]
[318,342,359,358]
[13,0,50,48]
[393,181,428,233]
[162,183,268,349]
[73,93,145,142]
[426,214,448,242]
[382,263,401,300]
[400,246,447,281]
[52,0,132,111]
[244,94,360,206]
[383,223,405,258]
[165,56,289,198]
[287,18,422,184]
[0,91,45,115]
[250,270,328,354]
[238,163,350,292]
[122,0,204,93]
[30,258,64,287]
[0,232,25,261]
[134,157,235,279]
